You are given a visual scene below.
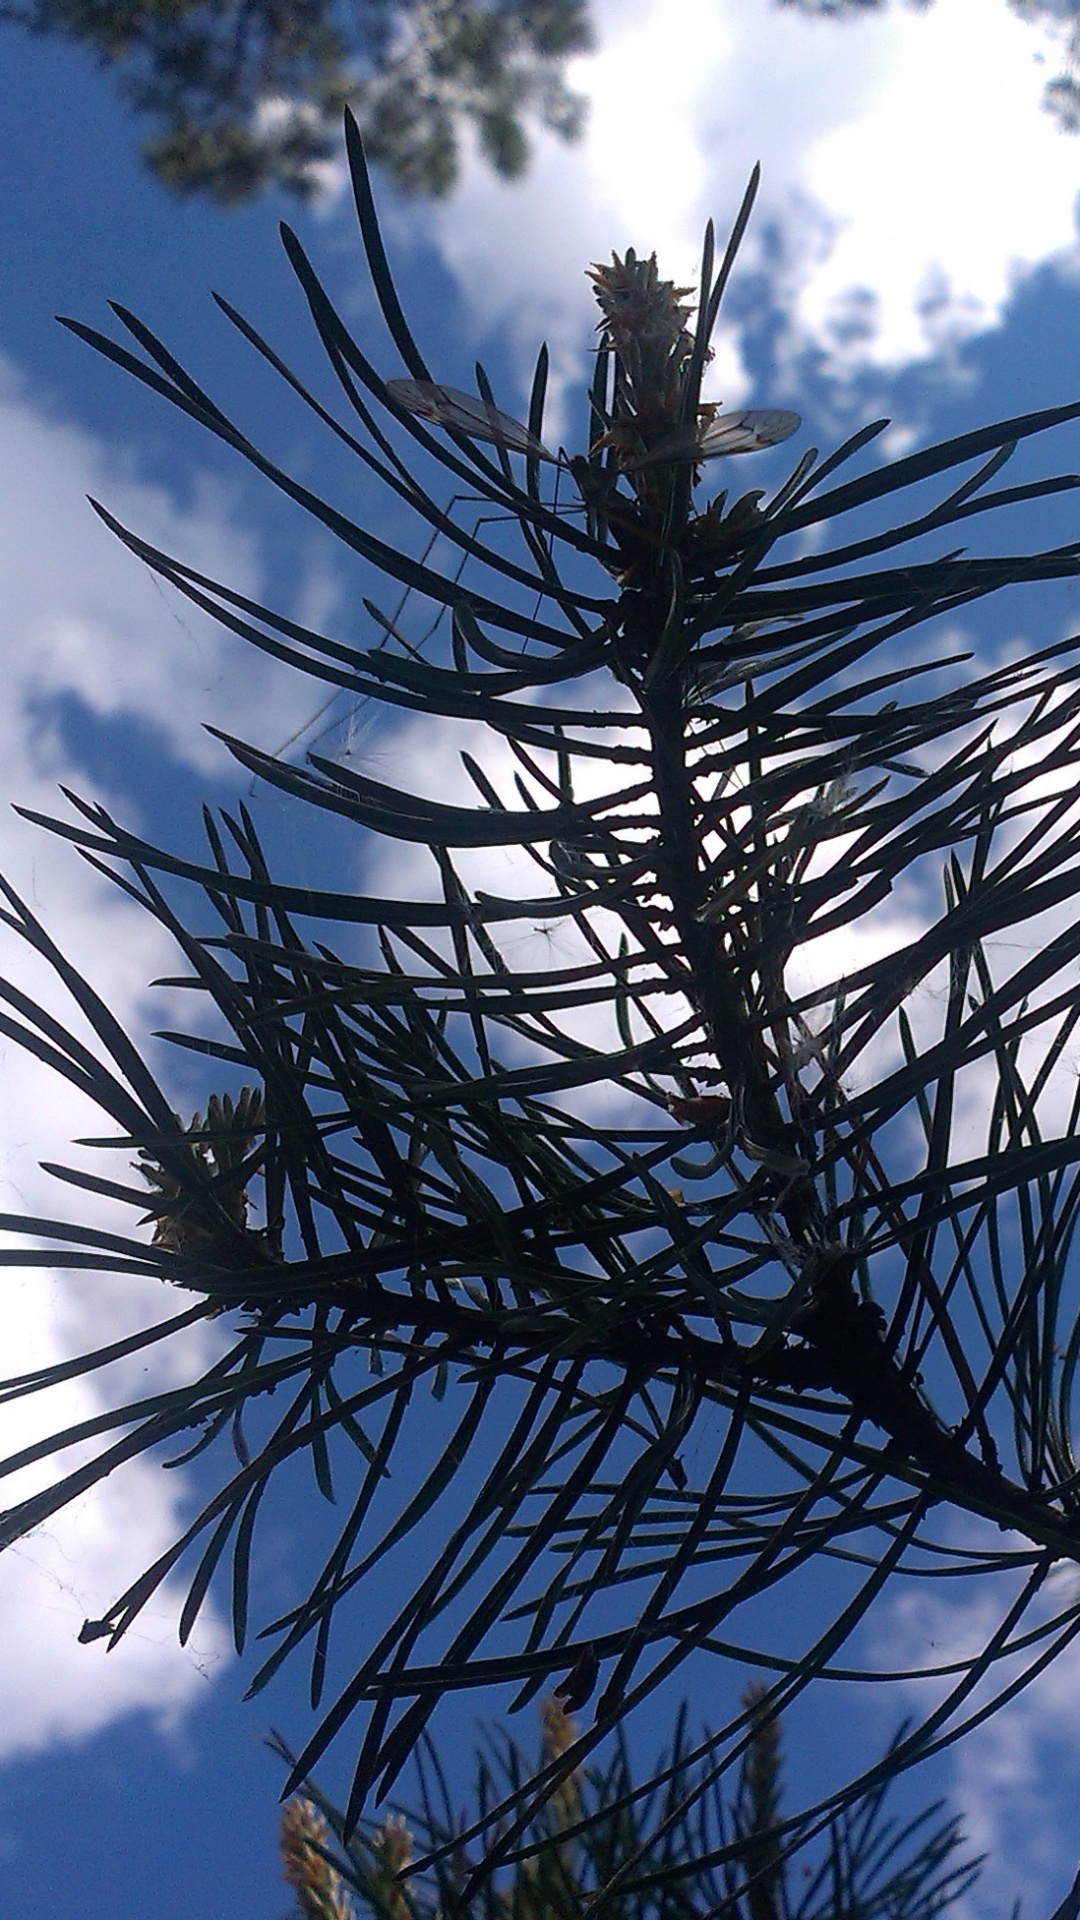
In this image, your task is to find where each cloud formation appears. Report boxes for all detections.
[0,350,308,1760]
[389,0,1080,422]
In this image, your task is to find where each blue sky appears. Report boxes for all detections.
[6,0,1080,1915]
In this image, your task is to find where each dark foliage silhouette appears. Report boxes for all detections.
[3,108,1080,1901]
[275,1693,980,1920]
[0,0,592,201]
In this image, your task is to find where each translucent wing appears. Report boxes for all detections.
[386,378,555,461]
[629,408,801,470]
[696,408,801,457]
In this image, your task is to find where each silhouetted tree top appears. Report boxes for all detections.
[0,0,593,202]
[780,0,1080,132]
[273,1692,981,1920]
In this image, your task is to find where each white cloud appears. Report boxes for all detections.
[0,1320,231,1763]
[381,0,1080,424]
[878,1549,1080,1920]
[798,0,1076,370]
[0,353,302,784]
[0,351,315,1760]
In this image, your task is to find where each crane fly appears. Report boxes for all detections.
[628,407,801,470]
[385,379,799,477]
[386,378,556,461]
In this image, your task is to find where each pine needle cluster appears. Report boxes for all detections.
[3,108,1080,1896]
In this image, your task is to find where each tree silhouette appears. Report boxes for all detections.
[3,108,1080,1903]
[275,1693,980,1920]
[0,0,592,202]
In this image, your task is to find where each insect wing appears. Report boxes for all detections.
[385,378,554,460]
[626,407,800,470]
[696,408,801,458]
